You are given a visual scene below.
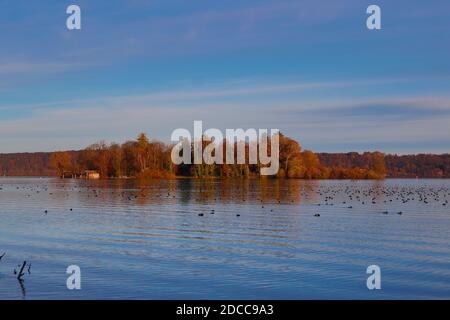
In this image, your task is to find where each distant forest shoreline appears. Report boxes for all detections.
[1,133,449,179]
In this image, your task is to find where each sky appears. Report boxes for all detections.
[0,0,449,154]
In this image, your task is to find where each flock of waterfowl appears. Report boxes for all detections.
[0,180,449,297]
[312,184,449,213]
[0,182,449,219]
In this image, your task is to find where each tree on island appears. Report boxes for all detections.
[49,151,73,177]
[64,132,387,179]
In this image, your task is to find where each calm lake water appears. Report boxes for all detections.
[0,177,449,299]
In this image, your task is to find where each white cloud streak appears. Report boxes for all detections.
[0,77,449,153]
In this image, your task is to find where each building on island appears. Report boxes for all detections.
[83,170,100,179]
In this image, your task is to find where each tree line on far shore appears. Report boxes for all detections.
[2,133,448,178]
[47,132,387,179]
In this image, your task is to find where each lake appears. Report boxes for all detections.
[0,177,449,299]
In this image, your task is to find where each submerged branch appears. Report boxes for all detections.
[17,261,27,280]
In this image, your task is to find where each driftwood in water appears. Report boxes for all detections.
[17,261,27,280]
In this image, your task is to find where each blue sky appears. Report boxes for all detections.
[0,0,449,153]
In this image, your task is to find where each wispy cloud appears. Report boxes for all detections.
[0,61,91,75]
[1,76,443,111]
[0,78,449,153]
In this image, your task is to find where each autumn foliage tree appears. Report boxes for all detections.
[6,139,446,178]
[75,133,174,178]
[44,132,389,180]
[49,151,73,177]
